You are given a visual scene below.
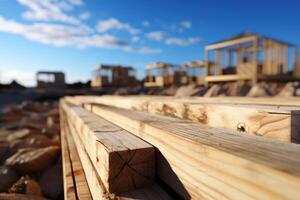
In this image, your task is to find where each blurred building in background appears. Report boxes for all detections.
[204,32,300,84]
[144,62,187,87]
[91,64,138,88]
[36,71,65,92]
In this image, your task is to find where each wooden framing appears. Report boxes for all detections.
[60,100,155,194]
[91,64,137,88]
[61,111,92,200]
[61,106,171,199]
[144,62,187,87]
[78,102,300,200]
[204,32,300,84]
[36,71,65,91]
[183,61,206,85]
[66,95,300,143]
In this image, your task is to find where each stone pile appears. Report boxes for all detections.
[0,101,62,200]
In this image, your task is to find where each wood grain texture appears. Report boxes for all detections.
[67,118,172,200]
[84,102,300,200]
[61,108,92,200]
[65,129,92,199]
[60,100,172,200]
[64,118,109,200]
[60,100,155,194]
[66,96,300,143]
[60,110,77,200]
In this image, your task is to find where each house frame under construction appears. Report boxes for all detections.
[204,32,300,84]
[36,71,65,91]
[91,64,137,88]
[144,62,187,87]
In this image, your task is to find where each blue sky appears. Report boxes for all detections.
[0,0,299,86]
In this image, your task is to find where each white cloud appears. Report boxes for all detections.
[180,21,192,29]
[17,0,81,24]
[135,47,162,54]
[145,31,166,41]
[131,36,141,43]
[96,18,140,35]
[79,12,90,20]
[0,16,160,54]
[68,0,83,6]
[142,20,150,27]
[165,37,201,46]
[145,29,200,46]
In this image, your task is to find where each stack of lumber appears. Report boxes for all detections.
[61,96,300,200]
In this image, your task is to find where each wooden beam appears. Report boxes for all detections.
[205,74,253,82]
[60,100,155,194]
[204,49,209,77]
[283,45,289,73]
[84,103,300,200]
[65,129,92,199]
[205,36,258,51]
[61,123,77,200]
[62,111,172,200]
[216,49,222,75]
[252,37,258,82]
[67,96,300,143]
[62,112,107,199]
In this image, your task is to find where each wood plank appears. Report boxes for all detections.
[64,117,109,200]
[205,36,257,50]
[66,96,300,143]
[64,113,172,200]
[60,100,155,194]
[84,103,300,200]
[65,128,92,199]
[61,100,172,200]
[65,95,300,106]
[60,111,77,200]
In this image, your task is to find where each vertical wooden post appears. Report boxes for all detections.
[293,48,300,78]
[252,37,258,83]
[216,49,222,75]
[205,50,209,76]
[226,49,231,67]
[283,45,289,73]
[262,39,268,75]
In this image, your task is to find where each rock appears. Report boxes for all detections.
[9,135,57,154]
[23,122,46,131]
[0,112,23,123]
[192,86,210,96]
[0,193,47,200]
[247,83,271,97]
[0,143,10,163]
[160,86,178,96]
[47,117,59,129]
[204,85,221,97]
[114,88,130,95]
[46,116,60,137]
[50,135,60,146]
[38,165,63,199]
[0,129,11,140]
[175,84,200,97]
[276,82,296,97]
[20,101,48,113]
[7,129,31,142]
[267,82,281,95]
[47,109,59,118]
[9,176,42,196]
[5,146,60,174]
[0,166,19,192]
[41,128,59,138]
